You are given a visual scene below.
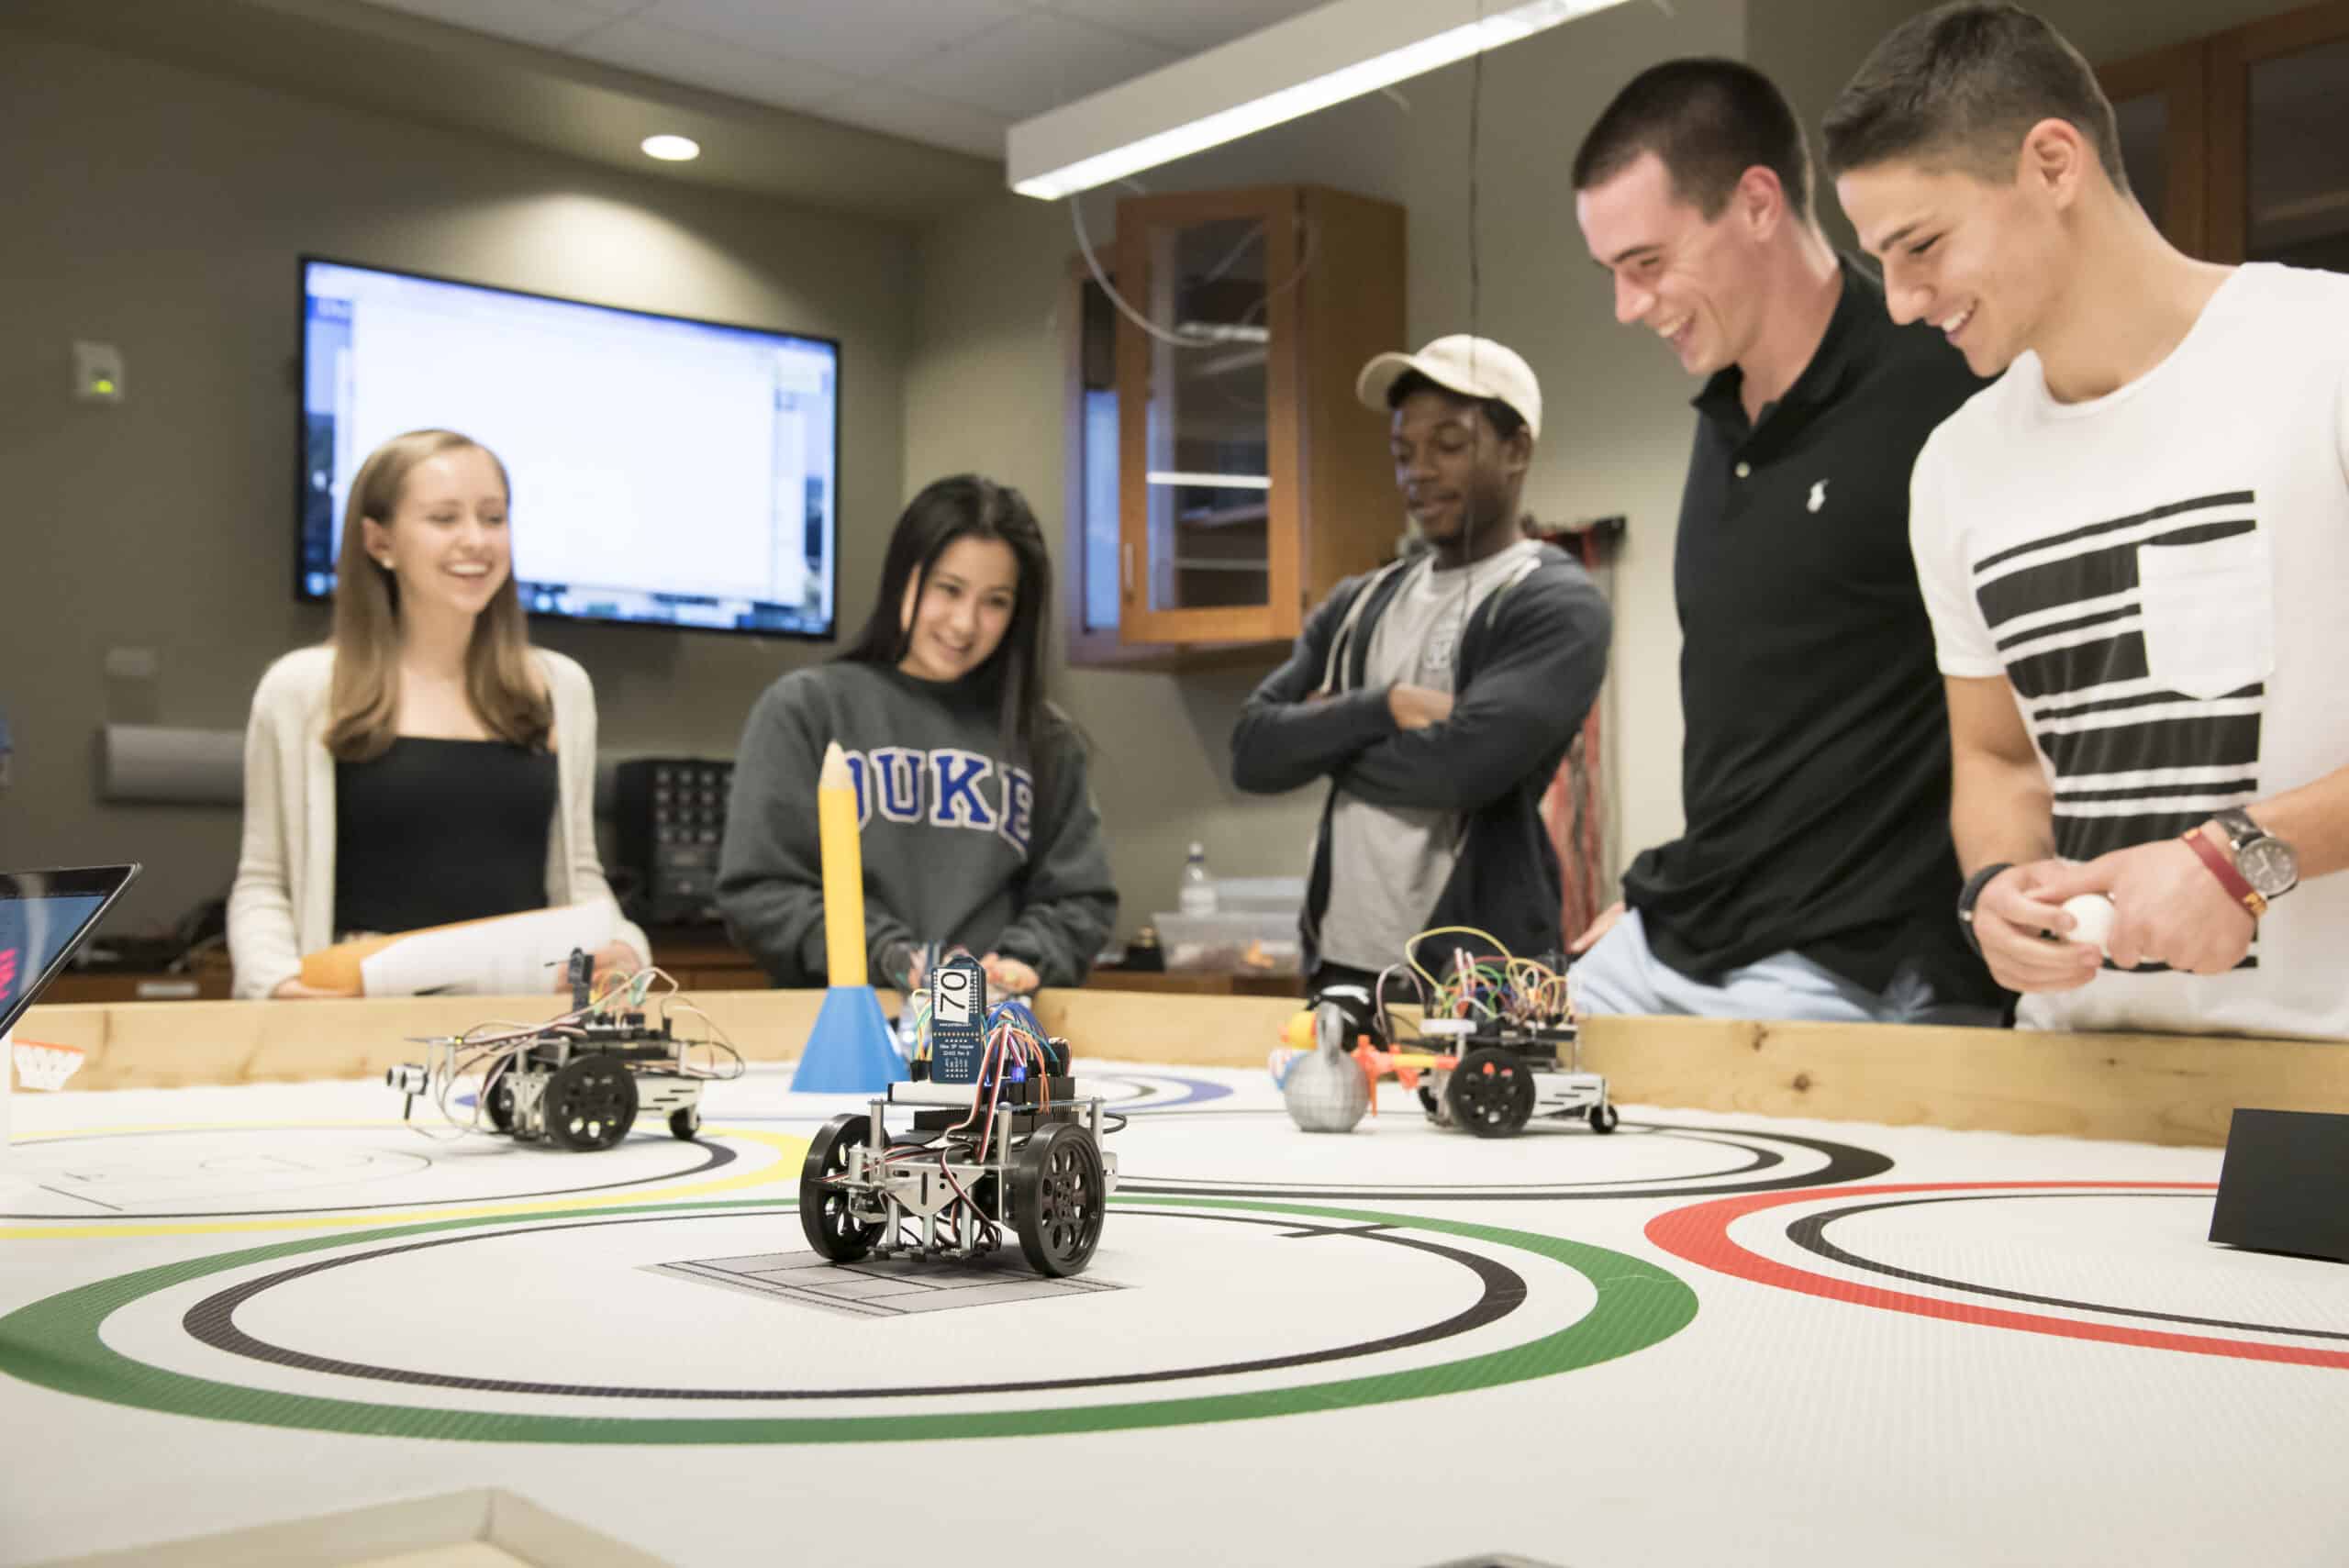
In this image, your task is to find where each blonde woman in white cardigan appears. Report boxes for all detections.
[228,428,647,999]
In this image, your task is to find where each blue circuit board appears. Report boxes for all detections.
[928,956,987,1084]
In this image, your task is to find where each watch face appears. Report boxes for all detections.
[2240,835,2299,897]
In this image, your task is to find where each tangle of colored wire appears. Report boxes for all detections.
[403,965,747,1139]
[1375,926,1575,1044]
[890,995,1076,1251]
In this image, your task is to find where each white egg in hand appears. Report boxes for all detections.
[2061,893,2115,955]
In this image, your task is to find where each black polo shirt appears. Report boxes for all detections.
[1621,258,2001,1007]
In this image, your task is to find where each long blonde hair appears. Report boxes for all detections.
[326,429,552,762]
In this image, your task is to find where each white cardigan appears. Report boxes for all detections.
[225,645,650,998]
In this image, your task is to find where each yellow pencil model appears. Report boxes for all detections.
[818,740,867,987]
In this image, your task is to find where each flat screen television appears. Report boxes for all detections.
[298,257,840,638]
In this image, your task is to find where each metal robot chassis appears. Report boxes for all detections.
[1416,1018,1619,1138]
[800,1078,1117,1277]
[388,1020,706,1151]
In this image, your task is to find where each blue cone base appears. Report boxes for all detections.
[792,984,907,1094]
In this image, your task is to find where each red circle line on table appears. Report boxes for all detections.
[1646,1180,2349,1370]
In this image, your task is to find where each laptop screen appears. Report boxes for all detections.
[0,865,141,1039]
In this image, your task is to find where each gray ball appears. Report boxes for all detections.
[1283,1024,1370,1134]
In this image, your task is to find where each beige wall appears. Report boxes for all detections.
[904,0,1744,937]
[0,28,922,932]
[9,0,2314,947]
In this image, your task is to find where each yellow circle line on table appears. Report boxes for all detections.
[0,1126,807,1241]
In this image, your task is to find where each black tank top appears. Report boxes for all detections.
[333,737,558,936]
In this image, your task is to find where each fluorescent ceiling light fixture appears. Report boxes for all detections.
[1008,0,1631,200]
[640,134,701,161]
[1147,472,1273,489]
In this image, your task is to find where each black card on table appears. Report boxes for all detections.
[2208,1108,2349,1263]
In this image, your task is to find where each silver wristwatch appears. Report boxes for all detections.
[2214,807,2299,901]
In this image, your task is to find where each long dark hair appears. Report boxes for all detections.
[841,475,1061,787]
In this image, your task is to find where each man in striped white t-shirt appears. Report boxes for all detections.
[1828,2,2349,1039]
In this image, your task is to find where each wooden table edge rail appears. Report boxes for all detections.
[17,991,2349,1150]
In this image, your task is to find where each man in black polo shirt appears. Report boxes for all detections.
[1567,58,2002,1022]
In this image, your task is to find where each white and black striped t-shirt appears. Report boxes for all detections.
[1911,263,2349,1040]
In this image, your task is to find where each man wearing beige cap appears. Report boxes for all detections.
[1232,336,1611,987]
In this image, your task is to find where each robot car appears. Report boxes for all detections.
[385,949,740,1150]
[800,954,1117,1277]
[1410,1013,1618,1138]
[1297,931,1619,1139]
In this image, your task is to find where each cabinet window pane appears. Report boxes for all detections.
[1083,389,1119,632]
[2112,91,2166,235]
[1076,277,1120,635]
[2249,37,2349,270]
[1144,216,1273,614]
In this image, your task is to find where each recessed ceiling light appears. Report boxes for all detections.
[640,134,701,161]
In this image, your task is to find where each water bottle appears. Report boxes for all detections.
[1179,841,1218,917]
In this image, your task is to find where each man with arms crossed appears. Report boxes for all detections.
[1231,338,1610,989]
[1570,60,2000,1022]
[1830,2,2349,1037]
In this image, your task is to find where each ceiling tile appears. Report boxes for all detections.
[1038,0,1330,57]
[902,11,1176,118]
[643,0,1024,80]
[354,0,629,50]
[565,14,862,113]
[818,82,1008,160]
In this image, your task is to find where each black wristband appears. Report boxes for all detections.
[1956,862,2014,955]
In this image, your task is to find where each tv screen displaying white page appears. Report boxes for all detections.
[299,259,839,637]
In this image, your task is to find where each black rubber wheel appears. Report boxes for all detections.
[1587,1102,1620,1134]
[1010,1122,1106,1277]
[542,1056,638,1151]
[801,1114,884,1262]
[484,1070,517,1133]
[1417,1082,1442,1121]
[1446,1049,1534,1138]
[669,1105,702,1140]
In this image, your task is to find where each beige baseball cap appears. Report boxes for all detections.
[1355,335,1542,440]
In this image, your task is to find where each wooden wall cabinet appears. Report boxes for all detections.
[2100,41,2210,254]
[1062,184,1405,662]
[2101,0,2349,267]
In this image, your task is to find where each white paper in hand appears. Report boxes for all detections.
[357,902,622,996]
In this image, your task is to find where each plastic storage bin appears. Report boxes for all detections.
[1151,910,1302,974]
[1207,876,1307,914]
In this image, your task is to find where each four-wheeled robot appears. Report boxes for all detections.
[385,950,739,1150]
[800,954,1116,1276]
[1303,932,1620,1140]
[1412,1014,1619,1138]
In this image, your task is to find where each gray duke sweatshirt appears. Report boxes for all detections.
[717,662,1117,989]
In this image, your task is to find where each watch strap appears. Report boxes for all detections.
[1956,862,2013,954]
[2183,828,2267,918]
[2213,806,2265,853]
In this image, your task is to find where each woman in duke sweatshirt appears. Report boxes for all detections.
[717,475,1117,995]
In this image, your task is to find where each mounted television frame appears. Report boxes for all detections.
[296,255,842,641]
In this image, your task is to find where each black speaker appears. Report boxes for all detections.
[614,758,733,926]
